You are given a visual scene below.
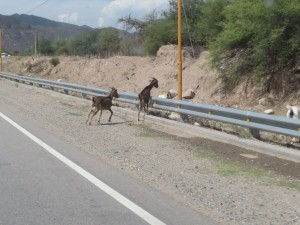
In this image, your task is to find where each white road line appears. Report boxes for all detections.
[0,112,166,225]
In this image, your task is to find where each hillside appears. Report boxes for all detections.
[0,14,92,52]
[3,45,299,117]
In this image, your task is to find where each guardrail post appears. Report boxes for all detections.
[82,93,87,99]
[249,128,260,139]
[180,113,188,122]
[64,89,68,95]
[245,115,260,139]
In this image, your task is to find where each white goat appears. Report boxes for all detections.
[167,89,196,99]
[167,85,199,100]
[286,105,300,143]
[167,89,178,99]
[286,105,300,119]
[182,88,196,99]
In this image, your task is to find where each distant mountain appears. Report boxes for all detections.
[0,14,93,53]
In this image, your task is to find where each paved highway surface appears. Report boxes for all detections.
[0,107,219,225]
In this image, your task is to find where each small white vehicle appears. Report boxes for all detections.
[1,52,11,58]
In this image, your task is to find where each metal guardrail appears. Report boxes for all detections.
[1,71,300,139]
[0,72,140,105]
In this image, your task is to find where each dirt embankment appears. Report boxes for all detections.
[4,45,300,116]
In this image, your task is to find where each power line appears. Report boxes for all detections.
[26,0,50,14]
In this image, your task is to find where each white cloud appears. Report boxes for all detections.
[98,0,168,28]
[0,0,169,28]
[58,12,78,24]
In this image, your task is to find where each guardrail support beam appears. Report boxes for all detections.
[82,93,87,99]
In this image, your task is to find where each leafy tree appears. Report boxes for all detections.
[119,0,205,55]
[93,28,121,57]
[118,10,161,40]
[120,36,144,56]
[38,38,54,55]
[194,0,230,46]
[209,0,300,87]
[165,0,205,24]
[70,31,98,55]
[163,0,205,46]
[53,39,71,55]
[144,19,177,55]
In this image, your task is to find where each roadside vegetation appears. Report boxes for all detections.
[195,149,300,190]
[49,57,60,67]
[26,0,300,90]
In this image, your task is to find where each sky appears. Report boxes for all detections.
[0,0,169,28]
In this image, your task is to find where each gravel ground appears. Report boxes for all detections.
[0,79,299,225]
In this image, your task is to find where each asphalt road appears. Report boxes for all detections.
[0,108,219,225]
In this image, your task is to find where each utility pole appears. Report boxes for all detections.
[0,29,2,72]
[34,31,37,57]
[177,0,182,100]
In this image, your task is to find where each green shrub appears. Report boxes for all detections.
[50,57,60,67]
[209,0,300,86]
